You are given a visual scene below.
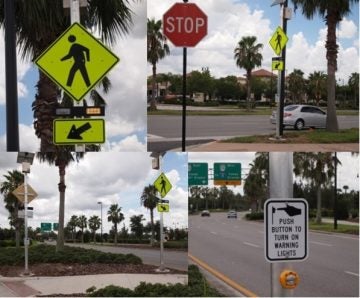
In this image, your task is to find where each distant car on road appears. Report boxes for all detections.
[227,210,237,218]
[270,104,326,130]
[201,210,210,217]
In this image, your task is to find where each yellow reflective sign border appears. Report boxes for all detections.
[35,22,119,102]
[157,203,170,212]
[154,172,172,198]
[53,118,105,145]
[269,26,288,56]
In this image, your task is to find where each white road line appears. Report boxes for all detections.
[309,231,359,241]
[243,242,260,248]
[345,271,359,277]
[309,241,333,247]
[210,231,218,235]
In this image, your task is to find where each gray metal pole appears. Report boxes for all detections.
[4,0,19,151]
[269,152,293,297]
[70,0,85,153]
[24,171,29,275]
[159,155,165,271]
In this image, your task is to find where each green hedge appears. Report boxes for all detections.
[0,244,142,266]
[245,212,264,220]
[0,239,33,247]
[87,265,223,297]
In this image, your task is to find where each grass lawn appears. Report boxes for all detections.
[223,128,359,143]
[0,243,142,265]
[309,221,359,235]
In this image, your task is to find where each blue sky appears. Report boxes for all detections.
[0,152,188,232]
[0,0,147,151]
[149,0,359,82]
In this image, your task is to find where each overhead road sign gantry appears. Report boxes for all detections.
[154,172,172,198]
[214,163,241,186]
[189,163,208,186]
[163,2,208,47]
[264,198,308,262]
[53,118,105,145]
[269,26,288,56]
[35,22,119,102]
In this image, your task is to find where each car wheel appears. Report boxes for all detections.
[294,119,304,130]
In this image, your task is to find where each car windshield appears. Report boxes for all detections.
[284,105,298,111]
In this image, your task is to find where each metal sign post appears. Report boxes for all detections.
[182,46,187,152]
[269,152,294,297]
[23,170,29,275]
[159,155,165,271]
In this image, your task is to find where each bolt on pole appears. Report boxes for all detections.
[269,152,294,297]
[4,0,20,151]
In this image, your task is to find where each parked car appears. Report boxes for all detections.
[201,210,210,217]
[270,104,326,130]
[227,210,237,218]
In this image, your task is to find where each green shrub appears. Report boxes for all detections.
[337,199,349,220]
[245,212,264,220]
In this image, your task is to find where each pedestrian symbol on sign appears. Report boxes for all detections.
[61,35,91,87]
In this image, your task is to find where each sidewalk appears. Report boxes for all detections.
[188,141,359,152]
[0,273,188,297]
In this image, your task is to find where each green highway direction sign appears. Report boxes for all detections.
[53,223,59,231]
[214,163,241,186]
[53,118,105,145]
[189,163,208,186]
[35,22,119,102]
[41,223,52,232]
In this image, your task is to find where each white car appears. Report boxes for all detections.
[270,105,327,130]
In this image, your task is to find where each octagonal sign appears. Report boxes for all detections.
[163,3,207,47]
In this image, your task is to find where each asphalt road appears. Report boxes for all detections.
[189,213,359,297]
[147,115,358,151]
[46,242,187,271]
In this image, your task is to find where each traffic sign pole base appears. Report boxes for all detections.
[20,271,34,277]
[269,136,287,142]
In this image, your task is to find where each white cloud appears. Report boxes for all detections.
[108,135,146,152]
[0,124,40,152]
[338,17,358,39]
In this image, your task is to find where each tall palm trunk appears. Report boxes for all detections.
[33,71,58,152]
[316,185,322,224]
[246,70,252,111]
[114,223,118,245]
[325,9,339,132]
[93,231,96,243]
[150,64,157,110]
[56,161,66,252]
[150,209,155,246]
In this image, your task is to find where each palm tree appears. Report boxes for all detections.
[189,186,202,212]
[294,152,335,224]
[107,204,124,245]
[147,18,170,111]
[234,36,263,110]
[77,215,87,243]
[200,187,210,210]
[308,71,327,106]
[0,1,137,251]
[291,0,359,132]
[88,215,101,243]
[140,184,158,246]
[348,72,359,108]
[67,215,79,243]
[0,170,24,247]
[287,69,306,103]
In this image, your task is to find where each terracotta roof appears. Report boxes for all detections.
[251,69,277,78]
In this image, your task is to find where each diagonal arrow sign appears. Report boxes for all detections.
[67,122,91,140]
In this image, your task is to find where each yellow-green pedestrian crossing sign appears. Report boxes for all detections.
[269,26,288,56]
[35,22,119,102]
[157,203,170,213]
[272,58,284,71]
[53,118,105,145]
[154,173,172,198]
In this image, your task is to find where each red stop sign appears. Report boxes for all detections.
[163,3,207,47]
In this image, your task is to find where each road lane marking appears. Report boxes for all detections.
[243,242,260,248]
[309,231,359,240]
[188,254,258,297]
[345,271,359,277]
[210,231,218,235]
[309,241,333,247]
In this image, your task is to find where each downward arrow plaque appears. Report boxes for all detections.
[53,118,105,145]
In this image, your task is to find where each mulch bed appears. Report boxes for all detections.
[0,263,185,277]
